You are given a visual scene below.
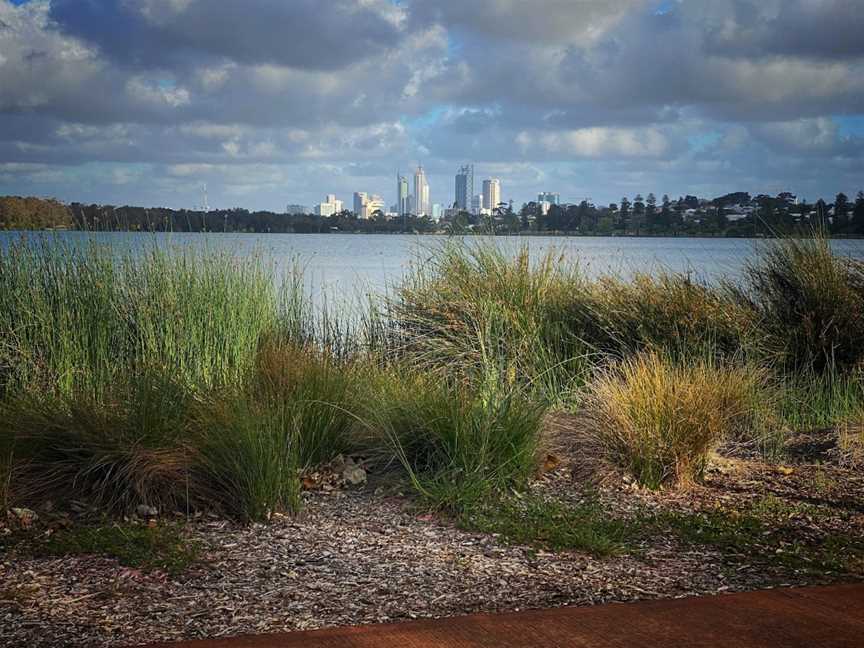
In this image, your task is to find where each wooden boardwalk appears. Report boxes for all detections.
[145,583,864,647]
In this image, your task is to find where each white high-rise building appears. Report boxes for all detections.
[315,194,343,217]
[483,178,501,212]
[471,194,483,214]
[353,192,385,219]
[413,166,430,216]
[362,195,385,219]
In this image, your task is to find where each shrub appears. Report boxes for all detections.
[734,234,864,373]
[1,371,193,513]
[365,368,546,509]
[586,272,755,359]
[389,241,593,405]
[189,343,362,521]
[0,237,281,399]
[189,395,301,522]
[253,341,360,467]
[583,352,769,489]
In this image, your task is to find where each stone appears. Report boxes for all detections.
[10,508,38,529]
[136,505,158,518]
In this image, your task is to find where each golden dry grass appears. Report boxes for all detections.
[583,352,768,489]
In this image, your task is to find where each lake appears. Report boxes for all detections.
[3,232,864,303]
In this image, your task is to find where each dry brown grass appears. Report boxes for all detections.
[582,352,768,489]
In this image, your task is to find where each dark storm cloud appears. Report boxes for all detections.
[48,0,404,71]
[703,0,864,61]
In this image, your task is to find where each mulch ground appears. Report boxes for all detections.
[2,432,863,647]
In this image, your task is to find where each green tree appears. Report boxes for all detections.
[834,192,849,232]
[852,191,864,235]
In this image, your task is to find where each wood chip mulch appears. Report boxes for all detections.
[2,447,862,647]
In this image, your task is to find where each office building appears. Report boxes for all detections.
[362,195,385,219]
[353,192,385,219]
[353,192,368,217]
[315,194,343,217]
[538,192,560,205]
[396,173,410,215]
[455,164,474,211]
[483,178,501,211]
[413,166,430,216]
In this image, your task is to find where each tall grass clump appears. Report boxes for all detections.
[583,352,770,489]
[389,241,594,405]
[1,371,192,513]
[0,236,282,399]
[734,233,864,374]
[188,341,364,520]
[364,369,546,509]
[777,369,864,433]
[586,272,755,360]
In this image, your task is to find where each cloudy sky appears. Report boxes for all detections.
[1,0,862,211]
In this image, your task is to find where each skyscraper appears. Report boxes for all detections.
[396,173,410,215]
[483,178,501,211]
[353,192,368,217]
[413,166,430,216]
[455,164,474,211]
[315,194,343,216]
[538,192,560,205]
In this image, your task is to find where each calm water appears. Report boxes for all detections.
[4,232,864,302]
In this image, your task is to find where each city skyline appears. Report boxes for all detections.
[0,1,862,210]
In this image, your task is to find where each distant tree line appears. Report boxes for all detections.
[0,196,73,230]
[2,192,864,237]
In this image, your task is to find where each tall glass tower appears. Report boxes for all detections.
[396,173,410,215]
[455,164,474,211]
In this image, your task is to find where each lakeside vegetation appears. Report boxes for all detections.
[1,231,863,528]
[4,191,864,237]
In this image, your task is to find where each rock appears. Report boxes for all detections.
[136,505,158,518]
[10,508,38,528]
[343,465,367,485]
[341,457,367,485]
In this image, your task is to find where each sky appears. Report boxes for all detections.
[0,0,863,211]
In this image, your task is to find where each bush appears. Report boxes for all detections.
[389,241,593,405]
[586,272,754,359]
[583,352,769,489]
[735,234,864,373]
[1,371,193,513]
[365,368,546,509]
[189,343,363,521]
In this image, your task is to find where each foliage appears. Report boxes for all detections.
[33,522,197,574]
[0,196,72,230]
[188,343,363,521]
[1,372,193,514]
[0,237,279,398]
[585,272,755,359]
[364,368,546,510]
[583,352,770,488]
[389,241,593,405]
[734,234,864,373]
[459,494,636,557]
[659,496,864,574]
